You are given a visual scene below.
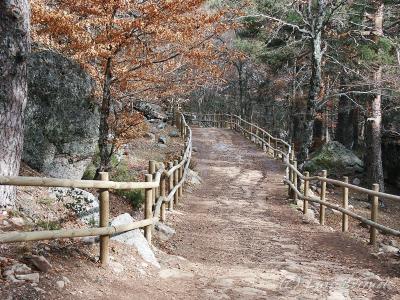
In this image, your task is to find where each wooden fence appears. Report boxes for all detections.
[0,113,192,266]
[193,113,400,245]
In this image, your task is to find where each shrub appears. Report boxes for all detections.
[117,190,144,209]
[36,220,61,230]
[111,160,144,209]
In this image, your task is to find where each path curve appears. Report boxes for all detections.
[152,128,399,299]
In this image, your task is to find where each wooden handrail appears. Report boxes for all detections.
[194,112,400,244]
[0,112,193,266]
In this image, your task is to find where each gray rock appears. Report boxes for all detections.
[9,217,25,227]
[169,130,180,138]
[15,273,40,283]
[62,276,71,284]
[352,178,361,186]
[24,50,99,179]
[109,261,124,274]
[380,244,399,254]
[111,213,160,268]
[133,101,166,120]
[302,209,318,224]
[28,255,52,273]
[154,222,176,241]
[56,280,65,290]
[304,141,364,176]
[157,122,166,130]
[4,263,40,283]
[186,169,202,186]
[12,263,32,275]
[158,136,167,144]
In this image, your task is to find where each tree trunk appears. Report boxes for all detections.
[336,92,357,149]
[298,1,326,163]
[0,0,31,208]
[365,2,385,192]
[352,107,359,149]
[97,58,113,174]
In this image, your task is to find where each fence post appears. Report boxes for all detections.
[274,139,278,158]
[180,114,184,138]
[174,160,179,205]
[370,183,379,245]
[293,161,298,203]
[149,160,156,205]
[267,136,271,154]
[175,109,180,128]
[303,171,309,214]
[160,173,166,222]
[230,114,233,130]
[261,132,265,151]
[178,156,183,198]
[144,174,153,244]
[320,170,327,225]
[288,151,294,197]
[342,176,349,232]
[99,172,110,266]
[168,162,174,211]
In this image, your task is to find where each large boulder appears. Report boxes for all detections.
[133,101,167,120]
[304,141,364,176]
[24,50,99,179]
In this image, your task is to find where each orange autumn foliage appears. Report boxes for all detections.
[31,0,238,170]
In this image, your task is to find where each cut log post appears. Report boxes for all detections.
[174,160,179,205]
[293,161,298,203]
[320,170,327,225]
[168,162,174,211]
[99,172,110,266]
[303,172,310,214]
[230,115,233,130]
[160,174,166,222]
[370,183,379,245]
[155,162,160,201]
[274,139,278,158]
[262,132,265,151]
[149,160,156,205]
[267,136,271,154]
[342,176,349,232]
[144,174,153,244]
[288,159,293,197]
[178,156,183,198]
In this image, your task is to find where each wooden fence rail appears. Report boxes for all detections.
[192,113,400,244]
[0,113,192,266]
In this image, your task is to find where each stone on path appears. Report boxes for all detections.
[111,213,160,268]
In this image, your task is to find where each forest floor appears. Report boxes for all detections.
[1,127,400,299]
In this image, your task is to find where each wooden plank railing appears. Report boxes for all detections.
[0,113,192,266]
[192,113,400,244]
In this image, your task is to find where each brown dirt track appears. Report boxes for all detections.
[153,127,400,300]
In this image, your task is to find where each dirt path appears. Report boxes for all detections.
[3,127,399,300]
[150,127,400,300]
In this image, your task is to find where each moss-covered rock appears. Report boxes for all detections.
[304,141,364,176]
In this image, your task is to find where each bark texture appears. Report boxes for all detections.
[0,0,31,208]
[336,93,358,149]
[298,0,327,164]
[97,57,113,174]
[365,2,385,192]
